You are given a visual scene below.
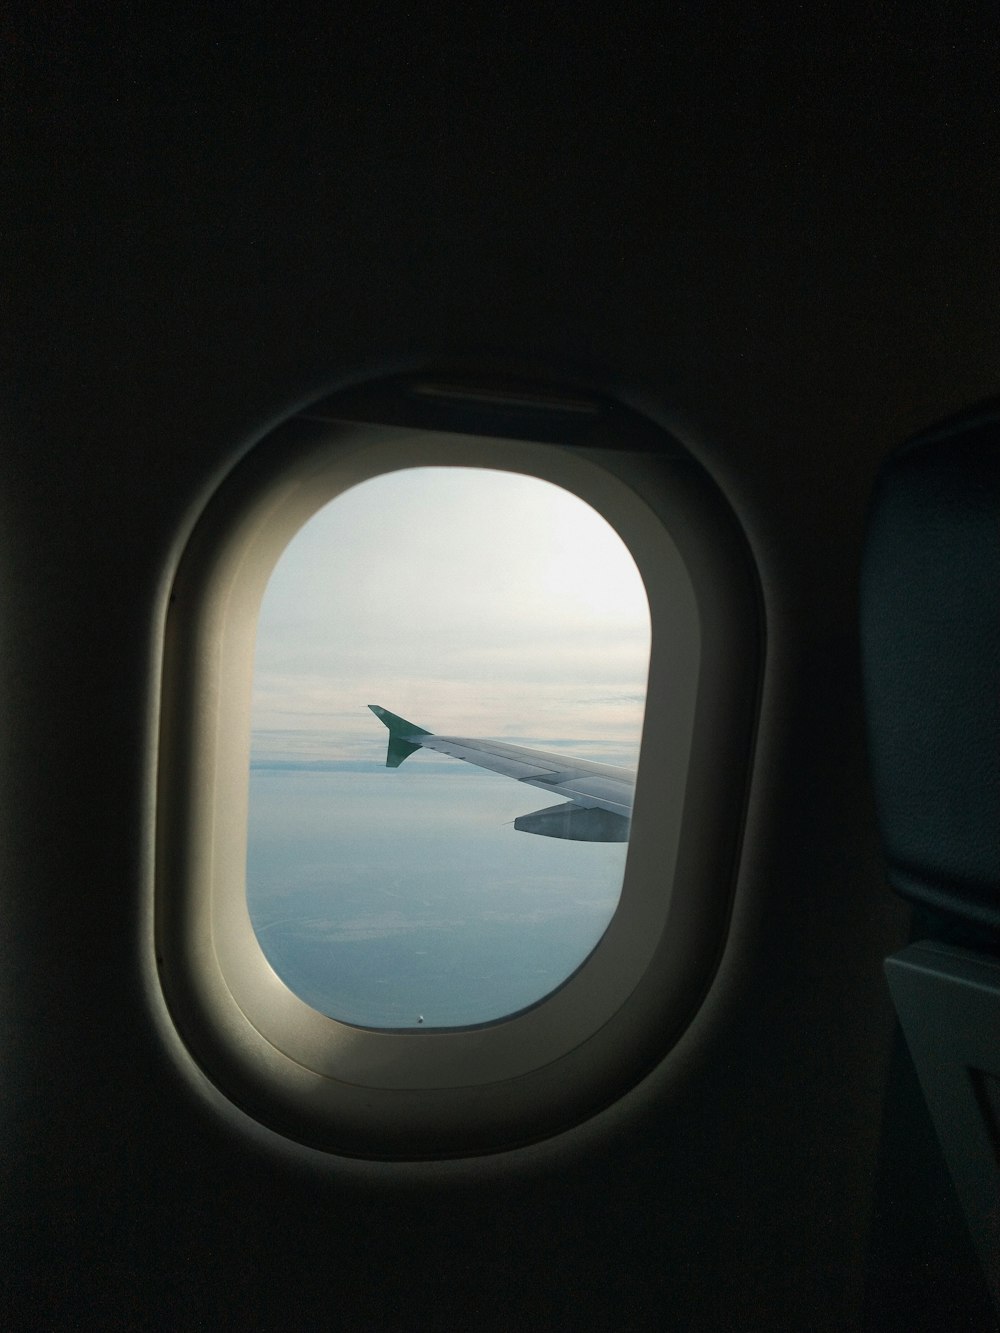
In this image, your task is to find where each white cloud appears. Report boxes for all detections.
[252,467,650,759]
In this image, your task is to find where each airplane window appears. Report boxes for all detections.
[247,468,650,1028]
[156,387,759,1157]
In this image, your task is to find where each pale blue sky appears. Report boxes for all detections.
[251,467,650,763]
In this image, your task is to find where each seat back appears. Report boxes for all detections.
[861,402,1000,1308]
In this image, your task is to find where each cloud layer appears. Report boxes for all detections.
[252,466,651,759]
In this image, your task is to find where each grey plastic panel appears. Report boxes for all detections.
[885,941,1000,1309]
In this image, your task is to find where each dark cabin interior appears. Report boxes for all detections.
[4,12,998,1330]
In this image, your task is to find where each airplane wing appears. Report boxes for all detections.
[368,704,635,842]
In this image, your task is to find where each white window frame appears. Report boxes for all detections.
[156,386,760,1158]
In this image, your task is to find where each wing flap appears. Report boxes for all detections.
[525,774,634,818]
[514,801,631,842]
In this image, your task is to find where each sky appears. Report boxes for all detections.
[246,465,652,1027]
[251,466,651,764]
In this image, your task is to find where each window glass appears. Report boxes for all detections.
[247,467,650,1027]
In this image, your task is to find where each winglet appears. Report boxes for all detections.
[368,705,431,769]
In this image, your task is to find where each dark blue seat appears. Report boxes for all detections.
[861,401,1000,1310]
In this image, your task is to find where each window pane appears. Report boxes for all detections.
[247,467,650,1027]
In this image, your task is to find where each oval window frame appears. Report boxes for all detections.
[156,378,761,1157]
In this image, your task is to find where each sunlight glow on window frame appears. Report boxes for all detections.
[155,392,761,1159]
